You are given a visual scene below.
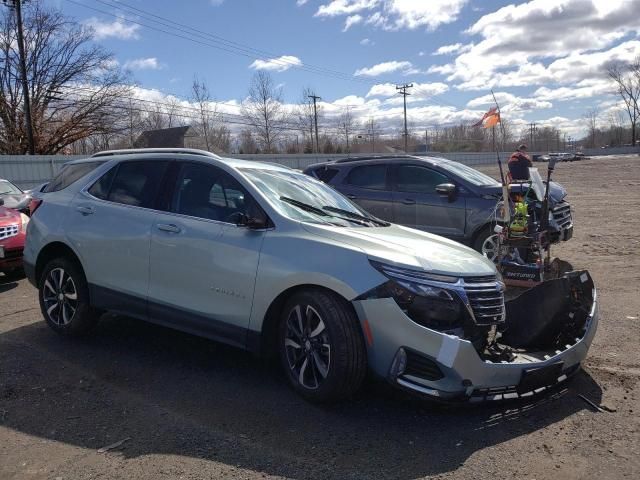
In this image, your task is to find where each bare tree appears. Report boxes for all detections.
[582,108,599,148]
[191,77,214,151]
[164,96,184,128]
[241,71,288,153]
[339,106,354,153]
[238,128,257,154]
[608,58,640,147]
[0,1,130,154]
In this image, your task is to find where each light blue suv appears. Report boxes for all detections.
[24,149,598,402]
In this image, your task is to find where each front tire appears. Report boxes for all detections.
[474,226,501,263]
[278,289,366,402]
[38,257,98,335]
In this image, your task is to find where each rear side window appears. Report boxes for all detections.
[44,161,104,193]
[313,167,339,183]
[89,161,168,208]
[345,165,387,190]
[395,165,449,193]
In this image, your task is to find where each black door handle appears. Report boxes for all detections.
[347,194,357,200]
[402,198,416,205]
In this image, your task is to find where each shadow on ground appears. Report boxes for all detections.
[0,315,602,479]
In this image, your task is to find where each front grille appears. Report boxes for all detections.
[402,350,444,381]
[552,201,572,229]
[462,276,505,325]
[0,224,19,240]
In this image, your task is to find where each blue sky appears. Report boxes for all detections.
[49,0,640,138]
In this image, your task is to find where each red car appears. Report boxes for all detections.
[0,201,28,277]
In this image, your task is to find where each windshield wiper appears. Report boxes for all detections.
[322,206,390,227]
[280,196,331,217]
[280,197,370,227]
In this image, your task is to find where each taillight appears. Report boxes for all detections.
[29,198,43,215]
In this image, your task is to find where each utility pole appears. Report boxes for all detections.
[3,0,35,154]
[529,122,537,151]
[425,130,428,152]
[308,93,321,154]
[369,118,375,153]
[396,83,413,153]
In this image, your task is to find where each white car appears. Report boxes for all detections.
[24,149,598,402]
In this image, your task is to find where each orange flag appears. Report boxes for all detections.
[472,106,500,128]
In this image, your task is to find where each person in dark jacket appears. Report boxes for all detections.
[508,144,532,181]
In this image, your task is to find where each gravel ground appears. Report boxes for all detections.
[0,155,638,480]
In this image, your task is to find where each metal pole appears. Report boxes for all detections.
[308,94,320,154]
[9,0,35,154]
[396,84,412,153]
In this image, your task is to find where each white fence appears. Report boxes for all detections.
[1,148,638,189]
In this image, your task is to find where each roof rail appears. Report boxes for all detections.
[90,148,221,158]
[333,154,416,164]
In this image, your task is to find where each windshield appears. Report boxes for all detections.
[439,161,500,187]
[240,167,382,227]
[0,180,22,195]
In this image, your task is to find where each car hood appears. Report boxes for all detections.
[479,181,566,205]
[0,205,21,222]
[302,222,496,277]
[0,193,30,210]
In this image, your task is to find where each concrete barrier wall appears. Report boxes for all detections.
[1,147,638,189]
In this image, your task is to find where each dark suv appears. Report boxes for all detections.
[304,155,573,259]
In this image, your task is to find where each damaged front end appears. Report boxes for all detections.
[355,261,597,401]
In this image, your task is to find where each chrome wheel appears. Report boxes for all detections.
[481,233,500,263]
[284,304,331,390]
[42,267,78,326]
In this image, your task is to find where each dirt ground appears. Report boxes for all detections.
[0,155,639,480]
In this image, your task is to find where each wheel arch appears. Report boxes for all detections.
[35,242,85,287]
[252,284,364,358]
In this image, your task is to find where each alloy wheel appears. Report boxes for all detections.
[284,304,331,390]
[481,233,500,263]
[42,267,78,326]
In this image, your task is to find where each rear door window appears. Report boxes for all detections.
[345,165,388,190]
[44,161,104,193]
[89,161,169,209]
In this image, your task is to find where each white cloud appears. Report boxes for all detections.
[210,0,224,5]
[360,38,375,46]
[354,60,413,76]
[249,55,303,72]
[297,0,309,5]
[431,0,640,90]
[315,0,468,31]
[467,92,552,114]
[432,43,470,55]
[85,17,140,40]
[124,57,164,70]
[534,79,613,102]
[343,14,363,31]
[315,0,379,17]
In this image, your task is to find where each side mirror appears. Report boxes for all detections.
[548,157,558,170]
[235,212,268,229]
[0,198,4,206]
[435,183,457,202]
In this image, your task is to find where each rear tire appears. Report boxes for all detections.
[38,257,98,336]
[278,289,366,402]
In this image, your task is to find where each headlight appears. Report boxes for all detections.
[360,261,466,332]
[19,213,29,232]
